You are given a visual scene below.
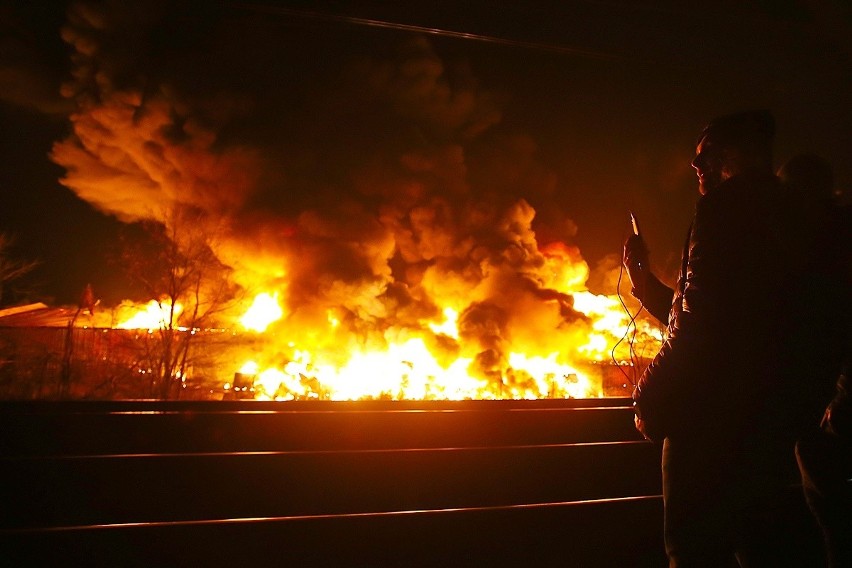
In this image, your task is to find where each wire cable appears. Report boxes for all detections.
[612,237,644,388]
[229,2,624,61]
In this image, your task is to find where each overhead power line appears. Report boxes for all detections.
[228,2,624,62]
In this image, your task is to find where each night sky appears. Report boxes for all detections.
[1,0,850,307]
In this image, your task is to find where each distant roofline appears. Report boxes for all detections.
[0,303,49,319]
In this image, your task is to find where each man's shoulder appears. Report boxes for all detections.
[721,172,780,195]
[697,174,779,214]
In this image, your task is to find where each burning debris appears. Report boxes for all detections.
[34,2,664,400]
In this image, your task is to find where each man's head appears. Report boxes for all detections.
[691,110,775,195]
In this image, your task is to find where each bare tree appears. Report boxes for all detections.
[0,232,39,307]
[121,209,238,399]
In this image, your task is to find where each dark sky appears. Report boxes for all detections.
[1,0,850,306]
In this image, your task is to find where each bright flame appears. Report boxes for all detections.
[107,263,660,400]
[240,293,283,332]
[117,299,182,330]
[572,291,664,361]
[238,337,612,401]
[320,338,479,400]
[104,242,660,400]
[428,307,459,338]
[327,310,340,329]
[247,338,486,401]
[507,352,596,399]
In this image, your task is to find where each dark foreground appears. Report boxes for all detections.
[0,399,822,567]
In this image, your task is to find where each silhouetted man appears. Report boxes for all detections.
[623,111,826,566]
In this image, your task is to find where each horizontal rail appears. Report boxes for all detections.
[0,405,643,456]
[0,397,634,413]
[1,441,662,529]
[0,495,668,567]
[1,494,664,534]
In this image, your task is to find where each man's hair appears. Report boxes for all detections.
[699,110,775,170]
[698,110,775,148]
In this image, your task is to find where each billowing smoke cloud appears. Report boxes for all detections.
[52,2,261,223]
[50,1,600,382]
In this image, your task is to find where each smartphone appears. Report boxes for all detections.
[629,211,641,237]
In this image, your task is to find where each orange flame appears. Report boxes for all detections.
[116,299,183,330]
[108,242,660,400]
[240,292,284,332]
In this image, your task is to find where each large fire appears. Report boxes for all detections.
[110,257,662,401]
[51,5,664,401]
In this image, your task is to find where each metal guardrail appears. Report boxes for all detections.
[0,399,670,567]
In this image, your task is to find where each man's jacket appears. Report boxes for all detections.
[632,173,840,445]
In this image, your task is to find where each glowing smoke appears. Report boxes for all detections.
[50,2,618,388]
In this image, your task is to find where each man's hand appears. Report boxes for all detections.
[623,234,648,272]
[634,414,651,440]
[623,234,649,292]
[632,386,650,440]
